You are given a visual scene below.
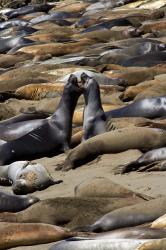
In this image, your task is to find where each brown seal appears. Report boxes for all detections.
[0,222,74,249]
[56,127,166,171]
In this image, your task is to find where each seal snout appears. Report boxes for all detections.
[12,179,30,195]
[28,196,40,205]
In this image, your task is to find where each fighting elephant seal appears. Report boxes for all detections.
[0,161,62,194]
[0,74,83,165]
[0,191,39,212]
[56,127,166,171]
[81,73,106,141]
[0,222,74,249]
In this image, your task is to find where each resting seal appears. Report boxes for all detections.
[0,191,39,212]
[106,97,166,119]
[79,197,166,232]
[57,127,166,171]
[0,74,83,165]
[116,147,166,174]
[49,238,150,250]
[0,161,62,194]
[5,4,54,19]
[0,222,74,249]
[81,73,106,140]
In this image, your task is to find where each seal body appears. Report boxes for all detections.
[81,198,166,232]
[106,97,166,119]
[5,161,62,194]
[118,147,166,173]
[0,191,39,212]
[49,238,150,250]
[0,222,74,249]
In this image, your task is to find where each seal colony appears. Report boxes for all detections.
[0,0,166,249]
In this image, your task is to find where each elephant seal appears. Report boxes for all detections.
[80,18,132,34]
[57,127,166,171]
[0,191,39,212]
[0,20,29,30]
[0,35,34,53]
[105,97,166,119]
[137,239,166,250]
[78,197,166,232]
[0,222,74,249]
[0,196,146,228]
[122,52,166,67]
[0,74,83,165]
[90,227,166,239]
[115,147,166,174]
[5,4,54,19]
[0,161,62,194]
[49,238,150,250]
[81,73,106,141]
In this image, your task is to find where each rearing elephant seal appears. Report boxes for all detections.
[0,191,39,212]
[0,74,83,165]
[0,161,62,195]
[81,73,106,141]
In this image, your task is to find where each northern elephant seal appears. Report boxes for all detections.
[115,147,166,174]
[57,127,166,171]
[79,197,166,232]
[0,74,83,165]
[0,191,39,212]
[0,222,74,249]
[0,161,62,194]
[81,73,106,141]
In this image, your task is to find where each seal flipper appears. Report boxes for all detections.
[114,160,139,174]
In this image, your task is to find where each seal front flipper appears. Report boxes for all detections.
[114,160,139,174]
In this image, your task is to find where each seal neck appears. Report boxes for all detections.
[84,82,103,110]
[51,86,81,130]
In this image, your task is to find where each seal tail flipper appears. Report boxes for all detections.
[114,160,139,174]
[52,179,63,185]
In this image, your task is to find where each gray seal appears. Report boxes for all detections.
[0,190,39,212]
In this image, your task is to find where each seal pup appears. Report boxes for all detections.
[115,147,166,174]
[0,222,74,249]
[81,73,106,141]
[0,161,62,194]
[0,74,83,165]
[0,191,39,212]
